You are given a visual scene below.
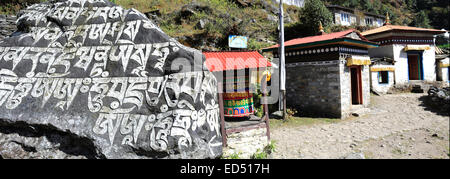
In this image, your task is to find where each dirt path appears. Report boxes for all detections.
[271,93,450,159]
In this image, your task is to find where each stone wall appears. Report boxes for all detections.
[223,125,268,159]
[286,61,342,118]
[0,15,17,41]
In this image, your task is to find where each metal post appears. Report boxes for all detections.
[278,0,287,120]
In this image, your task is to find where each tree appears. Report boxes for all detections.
[298,0,333,36]
[362,0,375,14]
[413,10,432,28]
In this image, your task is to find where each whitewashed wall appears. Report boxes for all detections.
[370,45,437,85]
[370,67,395,94]
[438,58,450,83]
[393,45,436,84]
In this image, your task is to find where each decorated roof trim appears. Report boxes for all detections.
[262,37,378,52]
[362,25,446,37]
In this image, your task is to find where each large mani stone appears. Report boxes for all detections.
[0,0,222,159]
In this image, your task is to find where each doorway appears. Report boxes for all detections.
[350,66,363,105]
[408,53,423,80]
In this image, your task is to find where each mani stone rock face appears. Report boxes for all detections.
[0,0,222,159]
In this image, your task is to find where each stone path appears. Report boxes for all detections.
[271,93,450,159]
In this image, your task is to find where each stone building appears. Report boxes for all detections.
[362,18,446,86]
[326,5,385,27]
[263,29,378,118]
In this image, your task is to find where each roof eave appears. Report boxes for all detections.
[262,38,378,52]
[363,29,447,37]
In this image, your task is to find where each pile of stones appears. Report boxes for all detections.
[427,87,450,112]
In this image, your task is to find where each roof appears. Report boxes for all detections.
[362,25,446,36]
[326,5,386,19]
[203,51,272,72]
[263,29,377,52]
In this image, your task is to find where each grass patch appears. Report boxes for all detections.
[270,116,339,129]
[251,140,276,159]
[222,152,241,159]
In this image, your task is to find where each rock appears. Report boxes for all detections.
[180,2,212,18]
[267,14,278,23]
[144,10,162,26]
[232,0,254,7]
[426,87,450,113]
[0,0,222,159]
[197,19,208,29]
[270,111,284,119]
[411,85,424,93]
[344,152,365,159]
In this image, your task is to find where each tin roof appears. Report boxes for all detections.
[362,25,446,36]
[203,51,272,72]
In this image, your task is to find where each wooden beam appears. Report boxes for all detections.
[218,83,227,147]
[262,75,271,141]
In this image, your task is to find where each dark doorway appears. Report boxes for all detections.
[408,54,423,80]
[350,66,363,105]
[378,71,389,84]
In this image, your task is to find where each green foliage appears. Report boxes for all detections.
[251,140,276,159]
[223,152,241,159]
[265,140,277,154]
[251,149,268,159]
[285,0,333,40]
[412,10,431,28]
[247,38,271,51]
[438,44,450,51]
[253,93,264,118]
[300,0,333,35]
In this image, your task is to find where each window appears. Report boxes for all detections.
[341,13,350,25]
[377,19,384,26]
[378,71,389,84]
[365,18,373,26]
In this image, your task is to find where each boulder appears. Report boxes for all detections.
[427,87,450,113]
[0,0,222,159]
